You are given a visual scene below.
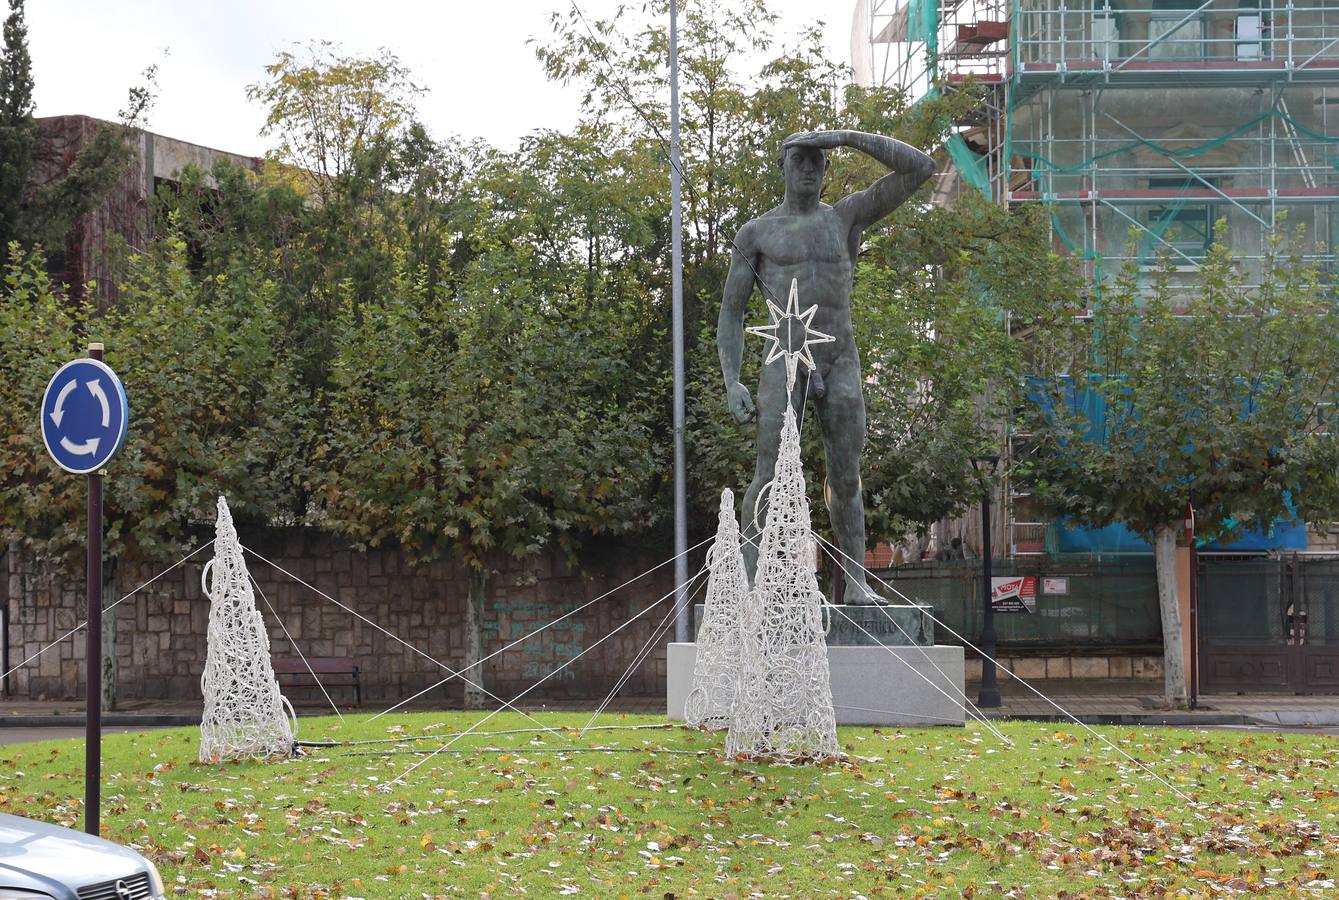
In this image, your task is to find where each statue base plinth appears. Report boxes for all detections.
[693,601,935,646]
[667,642,966,727]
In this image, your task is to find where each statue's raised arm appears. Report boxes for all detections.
[781,129,936,234]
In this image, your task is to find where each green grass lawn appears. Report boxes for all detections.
[1,713,1336,897]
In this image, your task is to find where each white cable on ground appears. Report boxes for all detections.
[321,745,711,759]
[368,532,717,721]
[199,497,296,762]
[386,563,712,787]
[815,533,1194,801]
[297,722,677,748]
[240,544,567,742]
[249,574,344,722]
[1,538,216,683]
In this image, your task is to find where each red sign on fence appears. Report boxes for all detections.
[990,576,1037,614]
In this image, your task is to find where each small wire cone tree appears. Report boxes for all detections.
[199,496,296,762]
[685,488,747,729]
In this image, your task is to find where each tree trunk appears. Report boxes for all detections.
[463,569,486,710]
[1153,523,1188,709]
[101,559,116,711]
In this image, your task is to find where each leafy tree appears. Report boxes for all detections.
[246,41,423,201]
[851,196,1076,541]
[0,237,312,570]
[103,236,314,561]
[1025,227,1339,706]
[322,193,662,704]
[0,248,86,560]
[0,0,33,251]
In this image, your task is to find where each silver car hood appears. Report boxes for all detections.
[0,812,149,887]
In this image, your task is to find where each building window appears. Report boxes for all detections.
[1092,10,1119,62]
[1147,177,1216,259]
[1236,4,1264,62]
[1148,0,1205,60]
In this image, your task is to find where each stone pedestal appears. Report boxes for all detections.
[667,641,967,727]
[693,602,935,646]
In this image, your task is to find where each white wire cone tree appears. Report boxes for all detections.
[685,488,748,729]
[199,496,297,762]
[726,279,840,761]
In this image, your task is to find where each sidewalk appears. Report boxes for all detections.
[964,678,1339,727]
[2,681,1336,728]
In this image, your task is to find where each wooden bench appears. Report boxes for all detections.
[272,656,362,707]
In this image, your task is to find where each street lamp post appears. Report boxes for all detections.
[972,455,1001,708]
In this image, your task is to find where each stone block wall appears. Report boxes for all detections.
[3,531,686,705]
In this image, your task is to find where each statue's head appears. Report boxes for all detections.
[778,144,828,201]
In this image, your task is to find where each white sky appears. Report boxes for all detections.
[31,1,855,156]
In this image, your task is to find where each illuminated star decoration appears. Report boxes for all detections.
[746,278,835,390]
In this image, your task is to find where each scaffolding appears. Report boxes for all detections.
[852,0,1339,555]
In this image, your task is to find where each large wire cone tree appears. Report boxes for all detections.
[199,496,296,762]
[727,392,839,761]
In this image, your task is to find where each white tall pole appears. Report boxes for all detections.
[670,0,689,643]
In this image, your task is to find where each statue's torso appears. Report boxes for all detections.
[751,204,857,361]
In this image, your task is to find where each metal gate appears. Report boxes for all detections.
[1198,555,1339,694]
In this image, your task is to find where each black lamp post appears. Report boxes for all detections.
[971,455,1001,708]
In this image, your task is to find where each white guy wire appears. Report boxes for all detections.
[385,562,712,787]
[369,532,717,721]
[578,559,712,735]
[813,531,1194,801]
[734,528,1011,745]
[240,545,567,742]
[1,538,216,682]
[248,573,344,722]
[826,600,1013,746]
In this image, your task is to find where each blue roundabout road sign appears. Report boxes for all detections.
[40,357,129,474]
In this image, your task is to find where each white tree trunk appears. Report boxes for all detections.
[1153,524,1188,709]
[463,569,486,710]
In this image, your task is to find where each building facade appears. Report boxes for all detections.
[33,115,262,306]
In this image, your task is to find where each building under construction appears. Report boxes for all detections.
[854,0,1339,554]
[856,1,1339,284]
[851,1,1339,694]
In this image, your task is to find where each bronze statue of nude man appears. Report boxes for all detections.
[718,130,935,604]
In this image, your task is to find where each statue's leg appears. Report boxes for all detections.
[741,359,806,584]
[816,355,879,604]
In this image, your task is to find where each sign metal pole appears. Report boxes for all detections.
[39,342,127,837]
[85,342,103,836]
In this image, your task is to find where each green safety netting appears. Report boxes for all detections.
[946,134,991,196]
[905,0,939,47]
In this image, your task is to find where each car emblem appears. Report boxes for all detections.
[115,881,134,900]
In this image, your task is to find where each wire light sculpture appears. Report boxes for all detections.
[685,488,747,729]
[199,496,296,762]
[727,279,840,762]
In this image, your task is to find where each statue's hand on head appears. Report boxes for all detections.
[727,381,756,425]
[781,130,848,152]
